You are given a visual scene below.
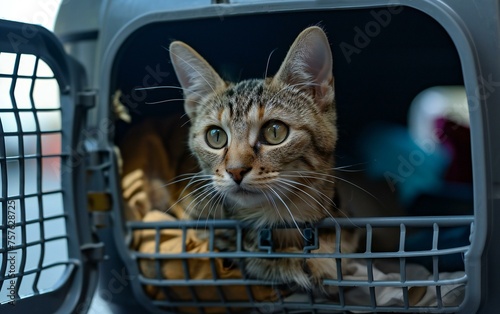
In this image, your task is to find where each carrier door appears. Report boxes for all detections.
[0,19,101,313]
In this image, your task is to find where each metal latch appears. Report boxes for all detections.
[302,227,319,252]
[88,191,112,212]
[258,229,273,253]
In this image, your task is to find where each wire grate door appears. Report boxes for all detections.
[127,216,472,313]
[0,51,73,305]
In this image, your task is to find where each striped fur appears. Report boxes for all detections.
[170,27,357,293]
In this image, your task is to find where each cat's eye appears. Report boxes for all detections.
[206,127,228,149]
[262,120,289,145]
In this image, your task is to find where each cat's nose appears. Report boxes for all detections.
[226,167,252,184]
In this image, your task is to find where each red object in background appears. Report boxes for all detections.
[434,118,472,183]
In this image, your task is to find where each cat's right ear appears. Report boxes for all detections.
[169,41,226,119]
[272,26,334,111]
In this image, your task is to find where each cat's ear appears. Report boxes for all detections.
[273,26,334,110]
[169,41,226,118]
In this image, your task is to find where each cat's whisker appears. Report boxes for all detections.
[220,192,230,220]
[320,174,380,203]
[208,190,226,221]
[173,171,207,178]
[266,185,305,239]
[184,184,215,212]
[180,174,211,187]
[278,174,332,202]
[184,186,218,226]
[145,98,187,105]
[135,85,185,91]
[264,48,278,79]
[211,190,227,221]
[262,190,286,227]
[177,173,212,199]
[273,180,325,214]
[207,191,223,222]
[284,170,380,203]
[165,181,213,216]
[193,188,221,227]
[275,178,336,220]
[138,173,210,215]
[332,162,368,172]
[279,175,363,229]
[146,97,206,107]
[132,85,207,108]
[270,183,305,221]
[181,116,192,127]
[159,172,211,188]
[131,172,206,199]
[188,183,226,223]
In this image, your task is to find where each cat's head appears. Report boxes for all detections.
[170,27,337,224]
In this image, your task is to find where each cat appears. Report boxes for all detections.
[167,26,359,293]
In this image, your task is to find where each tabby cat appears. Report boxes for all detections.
[167,26,358,292]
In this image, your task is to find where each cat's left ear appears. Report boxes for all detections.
[169,41,226,119]
[273,26,334,110]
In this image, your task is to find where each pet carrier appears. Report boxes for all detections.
[1,0,499,313]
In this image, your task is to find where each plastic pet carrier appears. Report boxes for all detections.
[1,0,499,313]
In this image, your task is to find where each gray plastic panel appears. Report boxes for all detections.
[56,0,498,313]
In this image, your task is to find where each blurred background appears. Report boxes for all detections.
[0,0,62,30]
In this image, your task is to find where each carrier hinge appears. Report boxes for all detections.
[85,147,116,229]
[81,242,106,263]
[77,89,97,108]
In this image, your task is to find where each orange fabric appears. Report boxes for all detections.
[134,210,280,313]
